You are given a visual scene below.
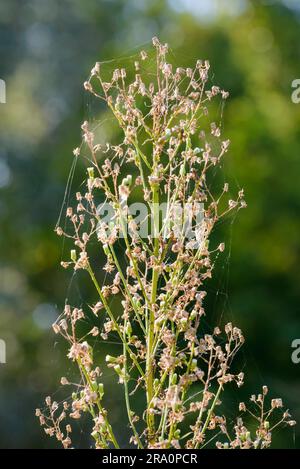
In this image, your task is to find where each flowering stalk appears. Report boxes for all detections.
[36,38,295,449]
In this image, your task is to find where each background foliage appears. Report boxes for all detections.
[0,0,299,448]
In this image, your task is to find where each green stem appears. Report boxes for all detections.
[146,181,160,443]
[123,321,144,449]
[194,384,223,449]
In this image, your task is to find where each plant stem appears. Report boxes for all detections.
[123,320,144,449]
[146,181,160,443]
[194,384,223,449]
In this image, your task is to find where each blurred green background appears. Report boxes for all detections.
[0,0,300,448]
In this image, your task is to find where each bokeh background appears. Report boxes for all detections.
[0,0,300,448]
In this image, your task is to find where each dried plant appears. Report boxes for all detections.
[36,38,295,449]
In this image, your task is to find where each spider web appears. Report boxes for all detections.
[45,41,268,448]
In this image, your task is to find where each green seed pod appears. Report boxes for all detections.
[105,355,117,363]
[87,167,95,179]
[71,249,77,263]
[264,421,270,430]
[180,317,188,329]
[91,381,98,392]
[180,164,186,176]
[113,364,123,377]
[154,379,160,390]
[132,297,141,309]
[122,175,132,187]
[126,322,132,336]
[191,359,197,371]
[190,310,197,321]
[98,383,104,398]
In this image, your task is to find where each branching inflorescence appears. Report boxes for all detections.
[36,38,295,449]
